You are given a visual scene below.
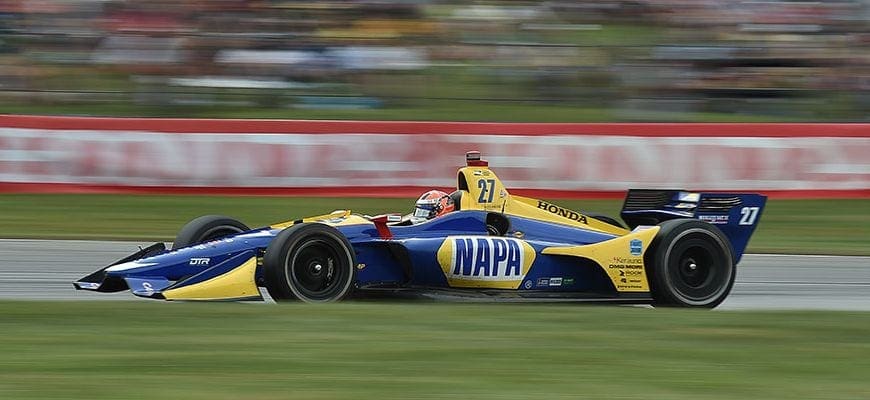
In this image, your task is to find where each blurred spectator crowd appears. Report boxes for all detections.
[0,0,867,120]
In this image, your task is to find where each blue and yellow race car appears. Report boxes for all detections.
[75,151,766,308]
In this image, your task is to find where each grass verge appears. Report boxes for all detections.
[0,301,868,400]
[0,102,799,122]
[1,194,868,255]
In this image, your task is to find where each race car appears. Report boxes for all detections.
[74,151,766,308]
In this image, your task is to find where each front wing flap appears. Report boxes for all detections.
[73,243,167,292]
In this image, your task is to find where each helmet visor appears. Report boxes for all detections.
[413,203,436,219]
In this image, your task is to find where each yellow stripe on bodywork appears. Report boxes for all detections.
[162,255,260,300]
[509,195,630,235]
[271,210,372,229]
[541,226,660,292]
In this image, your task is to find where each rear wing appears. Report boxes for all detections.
[620,189,767,262]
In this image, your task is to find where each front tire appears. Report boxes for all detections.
[173,215,250,249]
[646,219,735,308]
[263,223,357,303]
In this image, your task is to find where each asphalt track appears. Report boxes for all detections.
[0,239,868,310]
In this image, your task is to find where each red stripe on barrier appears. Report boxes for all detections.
[1,182,868,199]
[2,114,869,137]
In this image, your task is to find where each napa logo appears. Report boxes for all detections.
[437,236,536,289]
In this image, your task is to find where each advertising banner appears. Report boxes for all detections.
[1,116,868,198]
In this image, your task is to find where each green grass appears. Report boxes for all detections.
[750,199,870,256]
[0,301,868,399]
[0,101,801,122]
[1,194,868,255]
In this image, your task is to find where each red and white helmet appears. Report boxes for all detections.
[412,190,455,222]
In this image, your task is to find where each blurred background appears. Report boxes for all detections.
[0,0,867,122]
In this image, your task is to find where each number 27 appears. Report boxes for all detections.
[477,179,495,203]
[739,207,759,225]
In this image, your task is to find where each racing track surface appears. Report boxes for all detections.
[0,239,868,310]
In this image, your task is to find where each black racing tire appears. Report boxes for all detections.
[586,212,627,229]
[172,215,250,249]
[645,219,735,308]
[263,223,357,303]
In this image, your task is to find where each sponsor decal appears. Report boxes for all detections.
[536,200,587,224]
[437,236,536,288]
[617,284,644,290]
[563,278,575,286]
[608,256,646,290]
[451,238,522,277]
[699,215,729,224]
[141,281,155,295]
[189,257,210,266]
[608,257,643,270]
[523,280,533,289]
[629,239,643,256]
[537,278,549,287]
[549,277,563,287]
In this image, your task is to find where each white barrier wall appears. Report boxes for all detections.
[0,117,868,196]
[2,129,869,193]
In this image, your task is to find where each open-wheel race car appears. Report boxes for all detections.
[75,151,766,308]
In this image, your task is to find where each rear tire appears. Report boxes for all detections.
[263,223,357,303]
[646,219,735,308]
[172,215,250,249]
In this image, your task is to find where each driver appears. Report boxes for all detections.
[410,190,455,224]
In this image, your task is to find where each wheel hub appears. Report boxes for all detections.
[677,251,712,289]
[289,238,346,298]
[309,262,323,276]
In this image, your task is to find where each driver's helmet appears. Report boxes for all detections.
[412,190,455,223]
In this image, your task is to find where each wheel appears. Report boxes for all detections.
[585,212,627,229]
[645,219,735,308]
[263,223,356,303]
[172,215,250,249]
